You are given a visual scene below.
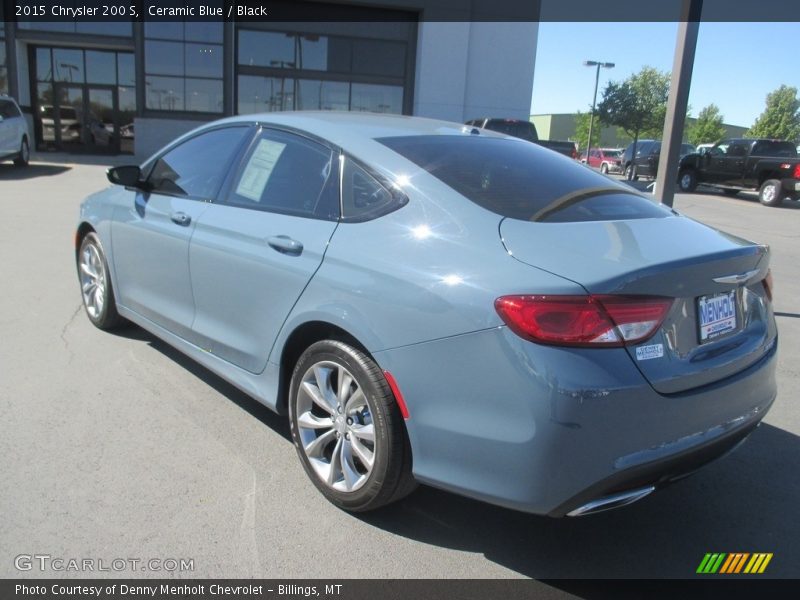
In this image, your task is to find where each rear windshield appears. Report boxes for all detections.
[751,141,797,157]
[379,136,671,222]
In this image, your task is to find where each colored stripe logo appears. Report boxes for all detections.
[696,553,773,574]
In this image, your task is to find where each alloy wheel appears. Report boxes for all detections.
[79,241,106,319]
[295,361,375,492]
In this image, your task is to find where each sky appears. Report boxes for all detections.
[531,21,800,128]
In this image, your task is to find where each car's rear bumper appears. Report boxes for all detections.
[374,327,777,516]
[780,178,800,196]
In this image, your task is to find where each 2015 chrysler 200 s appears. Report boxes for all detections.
[75,113,777,517]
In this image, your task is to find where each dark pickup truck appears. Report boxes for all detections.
[677,138,800,207]
[465,118,577,159]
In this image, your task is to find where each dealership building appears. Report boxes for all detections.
[0,1,539,160]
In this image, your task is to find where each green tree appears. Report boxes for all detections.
[747,85,800,142]
[596,66,670,173]
[687,103,726,145]
[573,110,601,152]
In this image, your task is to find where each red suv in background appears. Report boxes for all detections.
[582,148,623,174]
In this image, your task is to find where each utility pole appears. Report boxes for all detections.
[583,60,614,162]
[655,0,703,207]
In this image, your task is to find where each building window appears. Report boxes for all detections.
[144,21,223,114]
[17,22,132,36]
[32,46,137,153]
[236,29,406,115]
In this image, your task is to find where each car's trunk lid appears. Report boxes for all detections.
[500,215,776,394]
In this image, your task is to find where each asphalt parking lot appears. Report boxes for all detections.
[1,159,798,582]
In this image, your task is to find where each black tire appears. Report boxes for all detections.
[722,188,739,197]
[678,168,698,192]
[289,340,415,512]
[13,137,29,167]
[77,232,124,330]
[600,163,609,174]
[759,179,783,207]
[625,164,639,181]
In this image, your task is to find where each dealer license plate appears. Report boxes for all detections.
[698,290,738,342]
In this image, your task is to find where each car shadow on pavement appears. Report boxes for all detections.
[357,422,799,579]
[101,327,797,580]
[107,324,292,442]
[0,163,71,180]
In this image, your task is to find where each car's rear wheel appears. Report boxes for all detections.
[759,179,783,207]
[14,137,29,167]
[77,232,124,330]
[678,168,697,192]
[625,164,639,181]
[289,340,415,512]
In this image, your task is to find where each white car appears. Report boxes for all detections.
[0,95,30,167]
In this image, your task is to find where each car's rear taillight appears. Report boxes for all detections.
[495,295,673,347]
[763,269,773,302]
[793,164,800,179]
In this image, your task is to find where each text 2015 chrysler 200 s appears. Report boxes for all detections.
[75,113,777,516]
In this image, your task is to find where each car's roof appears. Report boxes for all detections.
[213,111,507,147]
[143,112,513,177]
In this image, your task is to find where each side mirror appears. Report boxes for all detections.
[107,165,144,188]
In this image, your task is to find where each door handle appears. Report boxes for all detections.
[267,235,303,256]
[170,212,191,226]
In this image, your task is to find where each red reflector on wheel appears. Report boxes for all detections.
[495,295,673,347]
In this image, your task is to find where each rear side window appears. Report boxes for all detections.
[225,129,338,220]
[341,158,405,222]
[751,141,797,157]
[379,135,671,223]
[147,127,250,200]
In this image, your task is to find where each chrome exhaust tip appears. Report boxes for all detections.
[567,485,656,517]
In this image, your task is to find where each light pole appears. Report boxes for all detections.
[583,60,614,165]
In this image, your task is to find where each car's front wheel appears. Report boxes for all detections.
[14,137,29,167]
[289,340,415,512]
[77,232,124,330]
[600,163,609,174]
[759,179,783,207]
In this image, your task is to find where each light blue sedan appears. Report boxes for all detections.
[76,113,777,516]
